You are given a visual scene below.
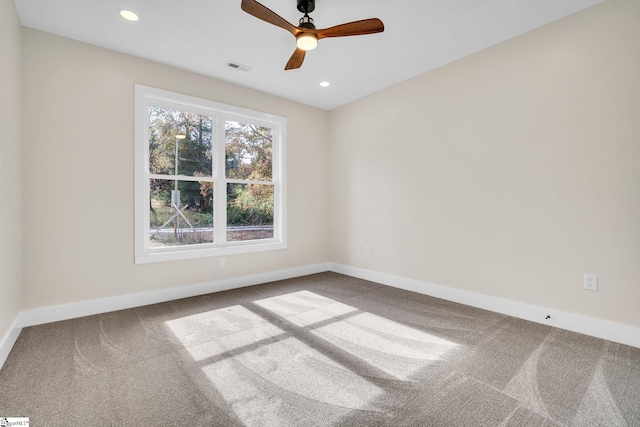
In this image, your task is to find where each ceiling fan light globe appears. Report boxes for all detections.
[296,33,318,51]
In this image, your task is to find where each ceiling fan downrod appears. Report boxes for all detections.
[297,0,316,29]
[297,0,315,14]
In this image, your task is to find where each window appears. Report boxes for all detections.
[135,85,286,263]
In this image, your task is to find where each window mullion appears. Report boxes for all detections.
[226,178,274,186]
[148,173,214,182]
[273,126,281,242]
[214,116,227,244]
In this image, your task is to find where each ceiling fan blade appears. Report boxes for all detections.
[285,48,306,70]
[316,18,384,40]
[241,0,300,36]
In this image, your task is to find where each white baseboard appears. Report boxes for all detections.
[330,263,640,349]
[3,261,637,369]
[18,263,330,328]
[0,315,23,370]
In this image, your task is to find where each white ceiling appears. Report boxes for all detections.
[15,0,603,110]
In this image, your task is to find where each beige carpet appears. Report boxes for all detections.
[1,272,638,426]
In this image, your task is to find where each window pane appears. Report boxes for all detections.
[150,179,213,247]
[227,183,274,242]
[149,106,213,177]
[225,120,272,181]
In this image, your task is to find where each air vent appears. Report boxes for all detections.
[226,61,252,72]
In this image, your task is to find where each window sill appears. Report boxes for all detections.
[134,240,287,264]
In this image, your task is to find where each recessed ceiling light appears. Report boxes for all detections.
[320,81,331,87]
[118,9,139,22]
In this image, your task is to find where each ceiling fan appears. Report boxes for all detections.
[240,0,384,70]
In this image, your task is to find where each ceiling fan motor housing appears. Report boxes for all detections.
[297,0,315,14]
[298,15,316,29]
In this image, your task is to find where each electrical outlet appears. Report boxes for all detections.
[583,274,597,291]
[364,245,371,255]
[220,258,226,267]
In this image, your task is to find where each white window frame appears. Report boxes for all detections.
[134,84,287,264]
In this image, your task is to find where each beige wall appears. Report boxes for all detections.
[329,0,640,328]
[21,29,330,310]
[15,0,640,331]
[0,0,22,338]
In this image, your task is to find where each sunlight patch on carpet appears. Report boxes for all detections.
[258,292,459,381]
[164,291,460,425]
[253,290,340,316]
[165,304,281,350]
